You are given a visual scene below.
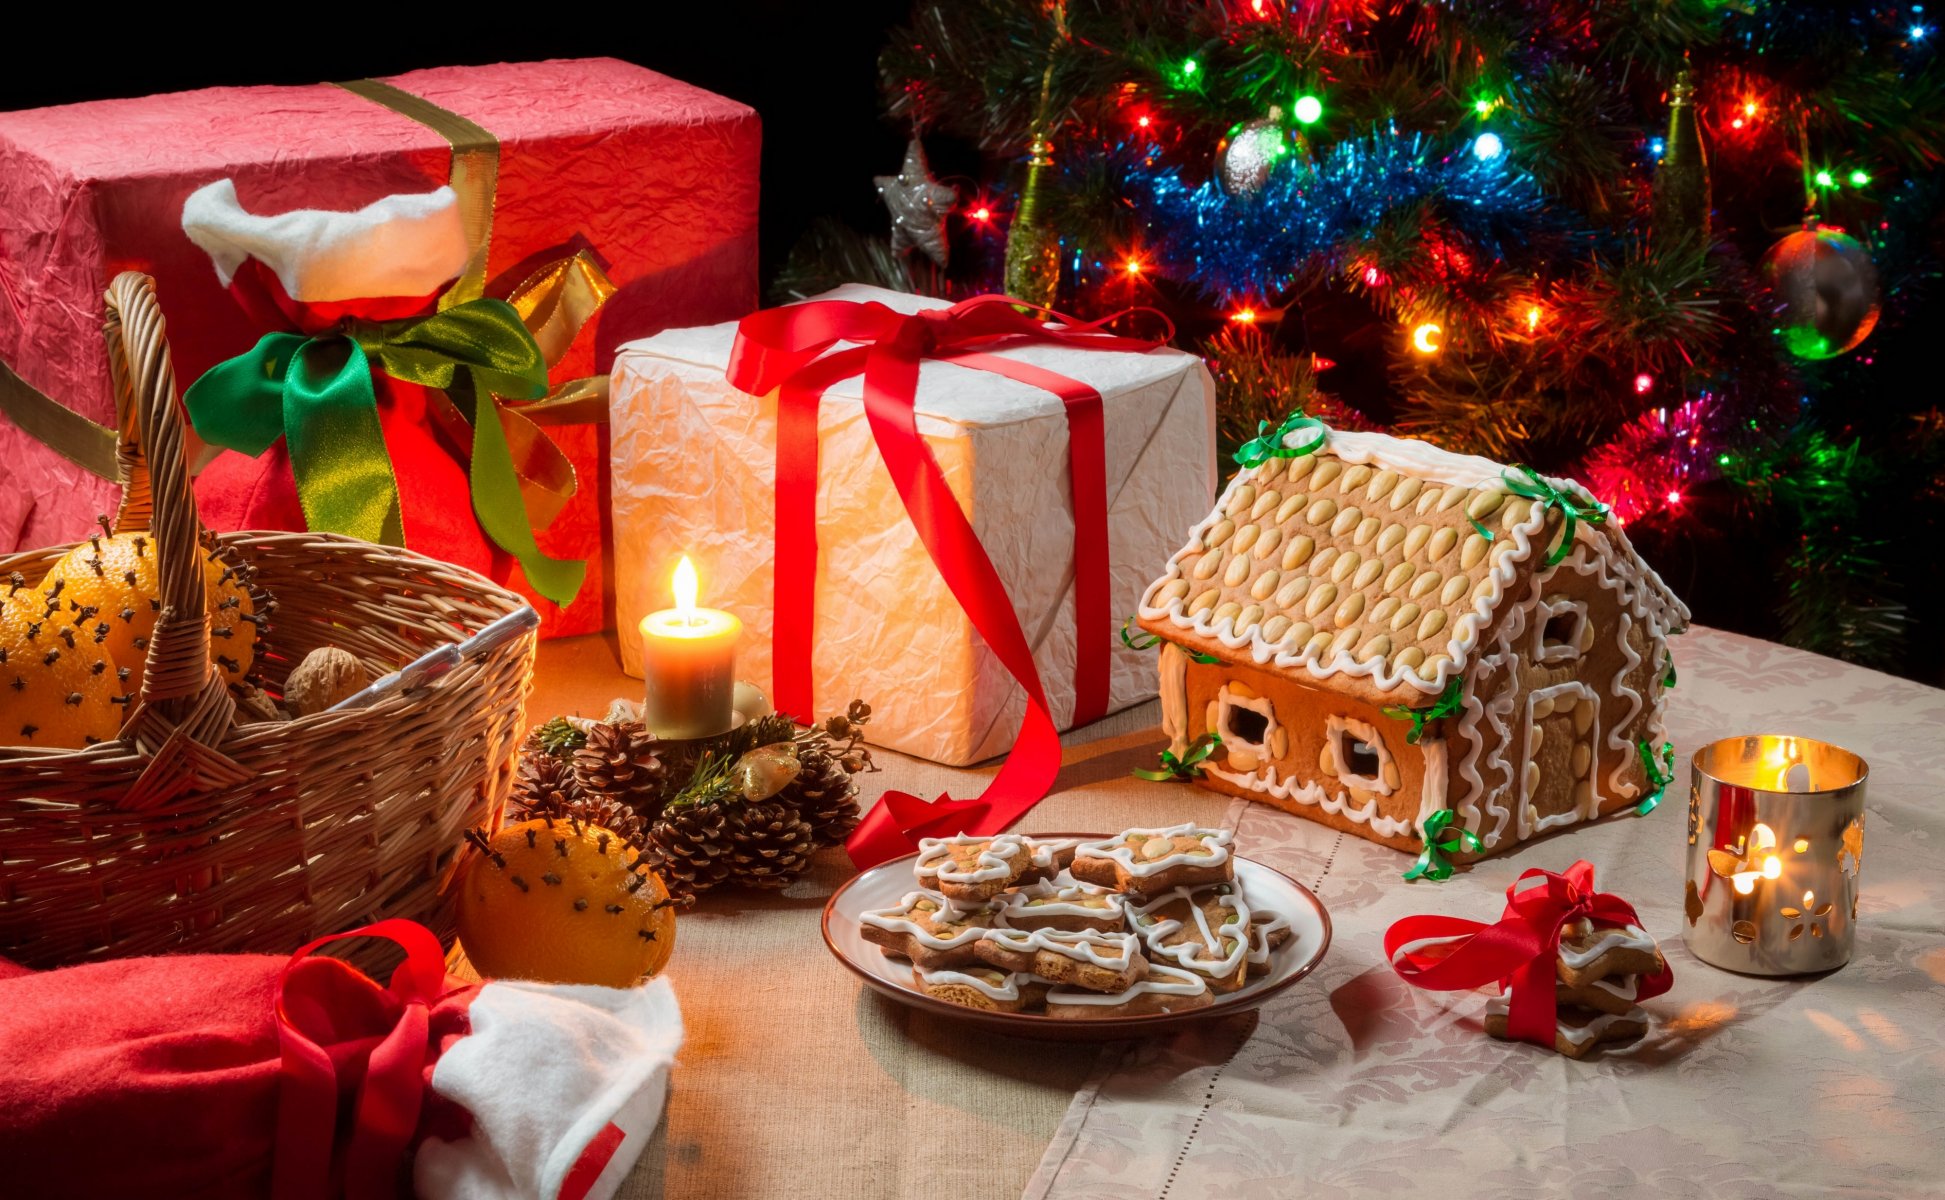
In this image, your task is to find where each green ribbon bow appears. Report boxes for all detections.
[1404,809,1484,882]
[1380,676,1464,745]
[1465,464,1611,568]
[1233,409,1327,468]
[1120,616,1219,664]
[1636,740,1675,816]
[185,298,585,605]
[1662,653,1677,689]
[1133,732,1222,782]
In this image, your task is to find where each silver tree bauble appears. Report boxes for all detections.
[1760,226,1881,360]
[1218,116,1289,197]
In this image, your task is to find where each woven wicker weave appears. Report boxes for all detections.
[0,273,533,970]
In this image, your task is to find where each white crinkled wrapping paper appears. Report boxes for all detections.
[609,285,1215,766]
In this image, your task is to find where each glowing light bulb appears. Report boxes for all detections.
[1849,169,1871,186]
[1815,169,1836,188]
[1230,307,1257,324]
[1411,322,1443,354]
[1181,58,1199,77]
[970,206,992,222]
[1763,855,1783,881]
[1123,257,1144,276]
[1649,137,1666,158]
[1912,23,1929,41]
[1293,94,1324,125]
[1665,489,1683,505]
[1634,373,1654,394]
[1473,97,1495,116]
[1742,99,1760,118]
[1524,305,1543,332]
[1731,117,1745,130]
[1472,132,1503,161]
[1363,265,1384,286]
[673,555,700,623]
[1137,114,1152,129]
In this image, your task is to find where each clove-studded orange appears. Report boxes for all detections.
[39,529,263,696]
[0,579,124,748]
[455,817,678,987]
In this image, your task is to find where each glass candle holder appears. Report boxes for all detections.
[1683,734,1867,976]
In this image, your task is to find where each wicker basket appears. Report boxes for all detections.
[0,273,534,970]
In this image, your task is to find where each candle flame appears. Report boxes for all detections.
[673,555,700,622]
[1762,854,1782,880]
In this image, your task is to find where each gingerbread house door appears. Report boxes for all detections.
[1518,681,1600,839]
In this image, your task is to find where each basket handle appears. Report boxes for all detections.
[103,272,234,743]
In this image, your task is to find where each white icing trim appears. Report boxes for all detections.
[1074,825,1233,876]
[1322,714,1395,796]
[1517,680,1600,840]
[1559,923,1657,969]
[994,879,1127,926]
[1158,643,1190,758]
[1246,909,1292,966]
[1485,996,1644,1046]
[1129,886,1250,977]
[1588,975,1640,1002]
[915,966,1038,1002]
[1203,760,1416,838]
[915,834,1026,885]
[1416,736,1449,837]
[982,927,1140,970]
[1045,963,1209,1006]
[860,891,994,950]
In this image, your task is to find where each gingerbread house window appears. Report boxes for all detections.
[1536,596,1588,663]
[1342,736,1382,779]
[1324,715,1395,795]
[1216,686,1277,754]
[1225,705,1270,746]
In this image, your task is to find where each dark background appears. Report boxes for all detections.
[0,4,912,289]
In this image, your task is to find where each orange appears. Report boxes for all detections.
[456,818,677,987]
[0,585,124,748]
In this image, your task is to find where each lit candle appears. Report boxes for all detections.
[638,556,742,740]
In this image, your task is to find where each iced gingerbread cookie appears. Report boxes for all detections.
[994,878,1128,933]
[1555,974,1642,1017]
[860,890,1003,969]
[1555,918,1664,989]
[915,834,1042,904]
[1070,824,1233,898]
[912,965,1051,1013]
[974,927,1146,993]
[1128,884,1252,992]
[1043,964,1214,1019]
[1484,997,1648,1059]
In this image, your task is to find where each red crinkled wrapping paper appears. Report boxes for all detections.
[0,58,759,636]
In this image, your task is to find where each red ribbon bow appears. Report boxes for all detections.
[274,919,462,1200]
[727,294,1171,869]
[1383,860,1672,1048]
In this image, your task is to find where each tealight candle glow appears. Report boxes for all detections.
[638,556,741,740]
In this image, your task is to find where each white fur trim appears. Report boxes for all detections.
[414,977,683,1200]
[181,178,469,301]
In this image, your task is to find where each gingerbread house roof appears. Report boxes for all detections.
[1136,426,1688,703]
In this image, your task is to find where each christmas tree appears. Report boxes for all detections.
[779,0,1944,678]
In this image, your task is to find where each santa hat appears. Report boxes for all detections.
[0,920,681,1200]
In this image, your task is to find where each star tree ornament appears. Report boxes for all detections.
[876,137,957,267]
[1761,224,1881,359]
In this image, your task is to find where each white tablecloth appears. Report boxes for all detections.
[1024,626,1945,1200]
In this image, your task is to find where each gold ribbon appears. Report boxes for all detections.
[0,358,121,479]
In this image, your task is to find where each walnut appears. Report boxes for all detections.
[233,684,291,723]
[285,646,367,716]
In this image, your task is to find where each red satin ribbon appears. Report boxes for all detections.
[273,919,456,1200]
[1383,860,1673,1048]
[726,295,1169,868]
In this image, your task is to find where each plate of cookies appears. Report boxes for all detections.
[822,824,1331,1039]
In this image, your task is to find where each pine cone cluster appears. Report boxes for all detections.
[507,701,877,907]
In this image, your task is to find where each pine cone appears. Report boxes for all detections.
[780,746,861,846]
[722,800,818,889]
[642,801,734,906]
[572,720,666,817]
[510,750,574,813]
[521,784,649,848]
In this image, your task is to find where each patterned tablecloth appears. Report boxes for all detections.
[1024,626,1945,1200]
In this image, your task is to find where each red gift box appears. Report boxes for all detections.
[0,59,759,636]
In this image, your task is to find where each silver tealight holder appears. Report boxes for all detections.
[1683,734,1868,975]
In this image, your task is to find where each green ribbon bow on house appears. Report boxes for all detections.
[184,297,584,606]
[1465,464,1611,568]
[1133,732,1223,782]
[1662,653,1677,689]
[1233,409,1327,468]
[1380,676,1464,745]
[1120,616,1219,664]
[1636,739,1675,816]
[1404,809,1484,882]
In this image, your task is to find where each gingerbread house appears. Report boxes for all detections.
[1135,425,1688,860]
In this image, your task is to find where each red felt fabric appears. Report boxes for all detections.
[0,949,474,1199]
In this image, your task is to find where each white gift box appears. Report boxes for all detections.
[609,285,1215,766]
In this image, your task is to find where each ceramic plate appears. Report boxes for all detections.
[821,834,1332,1041]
